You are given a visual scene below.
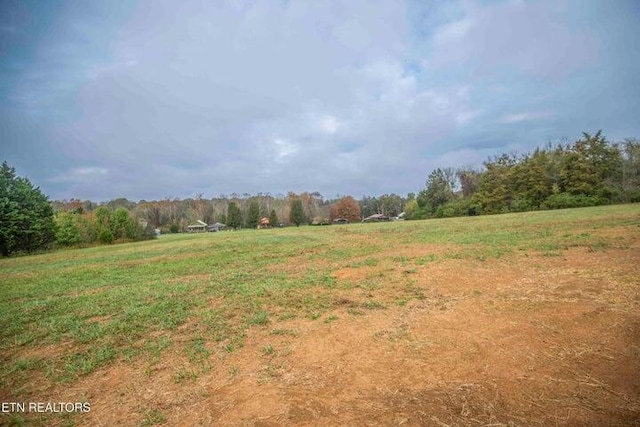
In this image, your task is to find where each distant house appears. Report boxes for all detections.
[332,218,349,224]
[258,217,270,229]
[311,217,330,226]
[208,222,226,232]
[362,213,391,223]
[187,220,208,232]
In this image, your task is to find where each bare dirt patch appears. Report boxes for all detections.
[9,245,637,426]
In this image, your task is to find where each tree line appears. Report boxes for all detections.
[405,132,640,219]
[2,131,638,256]
[52,192,387,232]
[1,161,155,256]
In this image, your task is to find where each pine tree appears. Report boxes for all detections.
[0,161,55,256]
[227,202,242,230]
[246,200,260,229]
[289,199,306,226]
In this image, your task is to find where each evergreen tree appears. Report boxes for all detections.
[289,199,306,226]
[246,200,260,229]
[0,161,55,256]
[227,202,242,230]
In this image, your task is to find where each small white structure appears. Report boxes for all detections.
[187,220,208,233]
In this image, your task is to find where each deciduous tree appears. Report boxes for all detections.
[474,154,517,213]
[329,196,361,222]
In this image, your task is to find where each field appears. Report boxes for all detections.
[1,205,639,426]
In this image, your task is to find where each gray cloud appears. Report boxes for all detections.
[429,0,599,80]
[2,0,639,201]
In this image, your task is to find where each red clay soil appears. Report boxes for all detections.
[7,248,640,426]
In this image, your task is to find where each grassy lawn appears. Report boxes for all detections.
[1,204,638,425]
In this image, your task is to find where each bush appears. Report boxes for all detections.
[403,199,431,220]
[435,199,483,218]
[435,205,456,218]
[542,192,605,210]
[137,224,157,241]
[510,197,535,212]
[98,228,115,244]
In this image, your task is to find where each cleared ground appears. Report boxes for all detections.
[1,205,639,426]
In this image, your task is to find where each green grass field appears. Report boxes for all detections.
[1,204,639,425]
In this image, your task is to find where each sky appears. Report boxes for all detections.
[1,0,639,202]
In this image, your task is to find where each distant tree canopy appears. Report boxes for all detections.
[0,162,56,256]
[405,131,640,220]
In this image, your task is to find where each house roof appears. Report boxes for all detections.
[197,220,208,226]
[188,221,207,228]
[365,214,387,219]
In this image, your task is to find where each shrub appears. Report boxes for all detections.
[434,199,483,218]
[98,228,115,244]
[542,192,605,210]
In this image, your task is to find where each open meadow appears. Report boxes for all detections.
[1,204,639,426]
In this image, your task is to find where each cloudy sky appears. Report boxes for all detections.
[2,0,639,201]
